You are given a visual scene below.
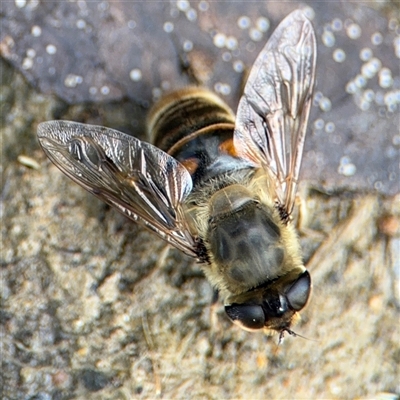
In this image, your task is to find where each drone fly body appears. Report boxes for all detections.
[38,10,317,337]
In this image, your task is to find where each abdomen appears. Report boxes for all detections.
[147,87,252,188]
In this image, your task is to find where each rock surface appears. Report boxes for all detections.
[1,1,399,399]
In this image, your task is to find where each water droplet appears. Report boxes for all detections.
[346,81,357,94]
[371,32,383,45]
[374,181,383,190]
[101,86,110,95]
[198,0,209,11]
[249,28,262,42]
[27,48,36,58]
[186,8,197,21]
[152,87,162,99]
[314,119,325,130]
[15,0,26,8]
[325,122,335,133]
[319,97,332,112]
[129,68,142,82]
[22,57,33,69]
[359,47,373,61]
[333,48,346,63]
[214,82,231,95]
[226,36,238,50]
[331,18,343,31]
[322,30,335,47]
[338,163,356,177]
[177,0,190,12]
[64,74,83,88]
[233,60,244,73]
[46,44,57,55]
[222,52,231,62]
[392,134,400,146]
[163,21,174,33]
[183,40,193,52]
[346,23,361,39]
[31,25,42,37]
[363,89,375,102]
[256,17,269,32]
[76,19,86,29]
[213,33,226,48]
[238,16,250,30]
[379,68,393,88]
[354,74,367,88]
[303,6,315,20]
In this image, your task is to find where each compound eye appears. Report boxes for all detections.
[225,304,265,330]
[286,270,311,311]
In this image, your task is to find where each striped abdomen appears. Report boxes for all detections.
[147,87,251,188]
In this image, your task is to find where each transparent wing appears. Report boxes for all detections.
[234,10,317,215]
[37,120,199,258]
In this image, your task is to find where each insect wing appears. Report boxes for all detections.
[37,120,198,258]
[234,10,317,214]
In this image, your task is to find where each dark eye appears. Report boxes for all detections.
[285,270,311,311]
[262,294,288,318]
[225,304,265,330]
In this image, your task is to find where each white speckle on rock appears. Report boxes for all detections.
[222,52,231,62]
[183,40,193,52]
[27,48,36,58]
[64,74,83,88]
[214,82,231,96]
[129,68,142,82]
[101,86,110,95]
[22,58,33,69]
[177,0,190,12]
[319,97,332,112]
[256,17,269,32]
[46,44,57,55]
[379,68,393,89]
[213,33,226,48]
[76,19,86,29]
[152,87,162,100]
[338,156,356,176]
[346,81,357,94]
[331,18,343,31]
[325,122,335,133]
[303,6,315,20]
[333,48,346,63]
[354,74,367,88]
[322,30,335,47]
[186,8,197,21]
[198,0,208,11]
[31,25,42,37]
[314,118,325,130]
[346,23,361,39]
[226,36,238,50]
[249,28,262,42]
[237,16,250,30]
[161,80,171,91]
[233,60,244,73]
[15,0,26,8]
[359,47,373,61]
[163,21,174,33]
[371,32,383,46]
